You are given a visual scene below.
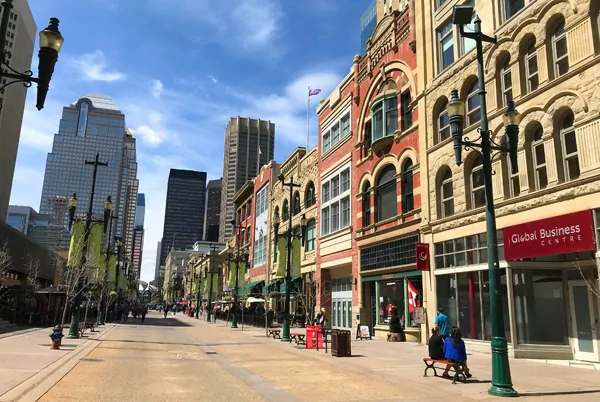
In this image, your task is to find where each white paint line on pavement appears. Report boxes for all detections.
[0,324,120,402]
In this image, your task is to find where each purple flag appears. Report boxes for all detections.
[309,88,321,96]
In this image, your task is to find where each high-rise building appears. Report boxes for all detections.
[131,193,145,278]
[0,2,36,221]
[360,1,377,55]
[154,240,161,282]
[6,205,71,251]
[204,178,222,242]
[159,169,207,266]
[219,118,275,242]
[39,94,138,251]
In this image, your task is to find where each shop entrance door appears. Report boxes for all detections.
[569,281,599,362]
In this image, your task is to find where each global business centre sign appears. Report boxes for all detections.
[502,210,596,260]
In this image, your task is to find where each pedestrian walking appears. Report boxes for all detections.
[435,308,450,339]
[163,304,168,318]
[141,305,148,323]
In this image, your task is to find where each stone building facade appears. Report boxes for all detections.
[415,0,600,360]
[270,148,318,322]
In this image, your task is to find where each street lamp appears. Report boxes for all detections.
[449,5,520,397]
[98,209,118,325]
[114,236,123,297]
[66,154,110,339]
[205,244,219,321]
[273,173,307,342]
[229,219,248,329]
[0,0,64,110]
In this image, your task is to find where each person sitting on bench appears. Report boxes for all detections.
[388,307,405,341]
[428,326,444,360]
[442,327,472,379]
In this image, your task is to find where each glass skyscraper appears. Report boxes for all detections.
[361,1,377,55]
[39,94,138,255]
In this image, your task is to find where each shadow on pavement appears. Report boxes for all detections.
[94,339,261,348]
[520,390,600,397]
[114,316,194,327]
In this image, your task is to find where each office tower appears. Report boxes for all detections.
[361,1,377,55]
[0,2,36,221]
[131,193,145,278]
[159,169,207,266]
[154,240,161,282]
[6,205,70,251]
[219,117,275,242]
[39,94,138,250]
[204,178,222,242]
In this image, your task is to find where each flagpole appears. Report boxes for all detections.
[307,86,310,150]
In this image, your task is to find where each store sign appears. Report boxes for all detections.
[502,210,596,260]
[416,243,430,271]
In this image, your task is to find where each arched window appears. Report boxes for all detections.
[401,160,414,213]
[498,55,512,107]
[293,191,301,215]
[560,111,579,181]
[524,39,538,94]
[77,101,90,137]
[469,158,485,209]
[282,200,289,221]
[362,181,371,227]
[438,167,454,218]
[551,18,569,78]
[466,81,480,126]
[305,220,316,252]
[376,165,397,222]
[305,182,316,208]
[528,125,548,190]
[502,0,525,22]
[437,100,451,143]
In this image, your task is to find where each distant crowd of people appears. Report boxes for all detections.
[112,303,148,323]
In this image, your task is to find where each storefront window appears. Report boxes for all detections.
[378,280,405,325]
[408,277,423,328]
[434,232,504,269]
[481,270,511,342]
[458,272,482,340]
[437,270,510,342]
[512,269,568,345]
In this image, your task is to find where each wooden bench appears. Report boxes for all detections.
[267,328,281,339]
[85,321,96,332]
[423,358,467,384]
[290,332,306,345]
[78,322,85,337]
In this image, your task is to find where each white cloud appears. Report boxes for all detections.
[150,79,164,99]
[208,75,218,84]
[153,0,284,53]
[70,50,126,82]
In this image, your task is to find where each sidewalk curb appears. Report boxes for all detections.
[0,324,119,402]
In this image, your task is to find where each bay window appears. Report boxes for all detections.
[321,163,351,236]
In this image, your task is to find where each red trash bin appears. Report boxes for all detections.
[306,325,323,349]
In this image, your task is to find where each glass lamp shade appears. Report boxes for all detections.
[273,214,281,225]
[300,214,307,227]
[39,19,64,53]
[503,100,521,127]
[104,196,112,211]
[447,89,465,118]
[69,193,78,208]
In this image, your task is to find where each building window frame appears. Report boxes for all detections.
[401,160,414,213]
[371,95,398,143]
[531,127,548,191]
[401,91,412,131]
[437,102,451,144]
[322,106,351,155]
[500,58,513,107]
[376,165,397,222]
[305,219,316,252]
[551,20,569,78]
[439,169,454,218]
[469,159,485,209]
[438,19,454,72]
[320,162,352,236]
[560,112,579,182]
[466,81,481,127]
[525,43,539,94]
[305,182,316,208]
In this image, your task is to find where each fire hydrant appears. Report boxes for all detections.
[50,325,63,350]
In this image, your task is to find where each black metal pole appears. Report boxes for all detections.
[98,215,114,325]
[282,178,294,342]
[67,153,107,339]
[232,238,241,328]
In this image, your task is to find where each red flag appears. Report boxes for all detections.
[407,279,420,313]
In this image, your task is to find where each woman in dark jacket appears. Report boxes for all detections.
[428,326,445,360]
[388,307,404,337]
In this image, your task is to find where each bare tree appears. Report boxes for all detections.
[573,259,600,299]
[24,255,42,291]
[0,241,12,286]
[291,278,317,327]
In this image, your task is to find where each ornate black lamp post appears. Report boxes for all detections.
[448,5,521,397]
[0,0,64,110]
[273,174,307,342]
[229,219,247,329]
[98,208,118,325]
[66,153,111,339]
[205,244,219,321]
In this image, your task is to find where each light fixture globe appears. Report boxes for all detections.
[448,89,465,166]
[104,196,113,211]
[39,18,64,53]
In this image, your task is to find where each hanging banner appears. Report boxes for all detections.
[68,221,84,267]
[228,261,245,289]
[416,243,430,271]
[276,237,287,277]
[87,223,104,269]
[204,274,218,294]
[291,238,301,278]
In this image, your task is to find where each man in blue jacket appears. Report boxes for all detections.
[435,308,450,339]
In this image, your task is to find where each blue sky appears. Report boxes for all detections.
[11,0,369,282]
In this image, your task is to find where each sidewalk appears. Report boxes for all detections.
[0,324,116,400]
[186,315,600,401]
